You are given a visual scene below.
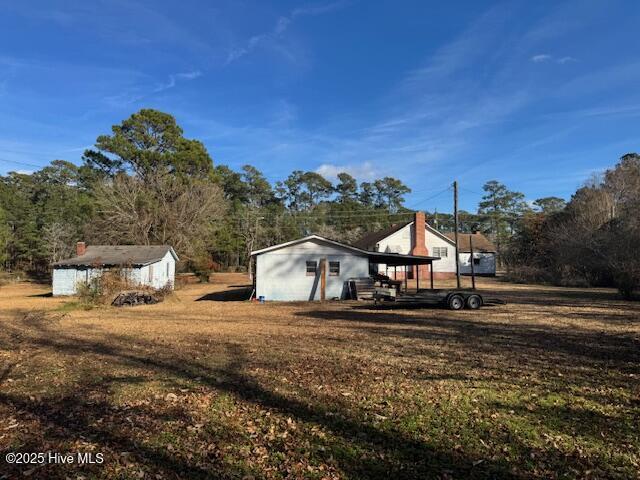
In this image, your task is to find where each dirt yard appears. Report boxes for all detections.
[0,275,638,479]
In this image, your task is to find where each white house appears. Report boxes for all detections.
[251,235,437,301]
[442,232,497,276]
[52,242,179,296]
[353,212,497,278]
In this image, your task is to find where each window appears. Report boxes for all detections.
[166,263,170,277]
[306,261,317,276]
[433,247,448,257]
[329,261,340,276]
[473,257,481,265]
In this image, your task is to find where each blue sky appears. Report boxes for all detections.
[0,0,639,211]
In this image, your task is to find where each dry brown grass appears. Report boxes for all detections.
[0,276,638,479]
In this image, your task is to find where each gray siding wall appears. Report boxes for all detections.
[255,239,369,301]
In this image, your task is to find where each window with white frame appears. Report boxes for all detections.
[433,246,448,257]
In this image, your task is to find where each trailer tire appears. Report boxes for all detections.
[466,294,482,310]
[448,294,464,310]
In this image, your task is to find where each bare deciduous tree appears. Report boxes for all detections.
[91,173,226,263]
[43,222,76,263]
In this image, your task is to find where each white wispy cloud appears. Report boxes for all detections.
[557,56,577,64]
[153,70,202,93]
[315,161,378,182]
[225,1,347,65]
[531,54,552,63]
[531,54,578,64]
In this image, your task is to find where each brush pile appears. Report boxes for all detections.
[112,291,161,307]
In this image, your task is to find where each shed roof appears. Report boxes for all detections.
[52,245,178,267]
[442,233,496,253]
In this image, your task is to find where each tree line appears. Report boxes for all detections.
[0,109,416,276]
[0,108,637,298]
[506,153,640,298]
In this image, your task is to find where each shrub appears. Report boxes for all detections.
[76,269,173,306]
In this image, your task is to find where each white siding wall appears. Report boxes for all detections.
[138,251,176,289]
[255,239,369,301]
[373,224,458,274]
[426,230,457,273]
[52,268,77,296]
[376,224,412,254]
[52,251,176,296]
[459,252,496,275]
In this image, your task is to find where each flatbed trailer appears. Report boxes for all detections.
[373,288,506,310]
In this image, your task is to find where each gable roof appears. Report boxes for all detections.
[251,235,368,256]
[443,233,496,253]
[52,245,179,267]
[354,220,458,251]
[251,235,440,264]
[352,222,411,249]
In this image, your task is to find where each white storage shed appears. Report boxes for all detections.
[52,243,178,296]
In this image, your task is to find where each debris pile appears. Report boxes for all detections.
[111,291,161,307]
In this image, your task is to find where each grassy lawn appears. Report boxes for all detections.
[0,275,638,479]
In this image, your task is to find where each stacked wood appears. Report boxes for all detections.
[112,291,162,307]
[349,277,376,300]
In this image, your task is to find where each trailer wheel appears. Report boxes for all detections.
[466,294,482,310]
[448,294,464,310]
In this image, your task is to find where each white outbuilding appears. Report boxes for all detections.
[52,242,179,296]
[251,235,438,301]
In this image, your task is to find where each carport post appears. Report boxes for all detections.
[320,258,326,301]
[404,266,408,293]
[470,236,476,290]
[416,263,420,292]
[430,261,434,289]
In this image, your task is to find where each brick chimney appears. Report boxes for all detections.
[411,212,428,256]
[76,241,86,256]
[411,212,429,280]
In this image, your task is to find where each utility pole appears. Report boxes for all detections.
[469,235,476,290]
[453,181,461,289]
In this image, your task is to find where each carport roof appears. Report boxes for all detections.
[366,251,439,266]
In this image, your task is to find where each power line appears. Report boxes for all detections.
[267,187,453,221]
[0,157,48,170]
[459,186,484,196]
[405,186,452,209]
[279,210,415,220]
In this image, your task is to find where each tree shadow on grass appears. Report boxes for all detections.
[493,285,640,312]
[196,287,252,302]
[296,308,640,368]
[0,310,525,480]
